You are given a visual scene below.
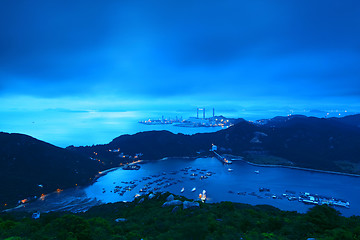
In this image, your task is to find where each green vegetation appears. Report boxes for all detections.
[244,154,294,166]
[334,160,360,175]
[2,193,360,240]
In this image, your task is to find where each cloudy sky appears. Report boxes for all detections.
[1,1,360,145]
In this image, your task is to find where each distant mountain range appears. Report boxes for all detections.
[2,114,360,208]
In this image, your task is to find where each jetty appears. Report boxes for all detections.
[210,144,232,164]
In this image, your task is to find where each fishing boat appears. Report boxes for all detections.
[181,187,184,193]
[191,187,196,192]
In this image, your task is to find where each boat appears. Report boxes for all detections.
[123,164,140,170]
[191,187,196,192]
[199,190,207,202]
[181,187,184,193]
[228,168,233,172]
[259,187,270,192]
[254,170,260,174]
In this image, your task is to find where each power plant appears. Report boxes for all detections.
[139,107,234,128]
[196,107,215,119]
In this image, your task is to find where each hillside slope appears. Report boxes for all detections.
[0,132,101,207]
[72,115,360,174]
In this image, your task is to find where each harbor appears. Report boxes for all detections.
[88,157,357,216]
[87,157,354,215]
[16,157,358,216]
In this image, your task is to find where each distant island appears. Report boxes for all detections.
[138,108,242,128]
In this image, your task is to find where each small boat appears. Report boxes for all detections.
[199,190,207,202]
[191,187,196,192]
[254,170,260,174]
[228,168,233,172]
[181,187,184,193]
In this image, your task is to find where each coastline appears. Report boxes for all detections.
[158,156,198,161]
[227,155,360,178]
[8,155,359,215]
[96,155,360,181]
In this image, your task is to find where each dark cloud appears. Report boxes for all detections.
[0,0,359,105]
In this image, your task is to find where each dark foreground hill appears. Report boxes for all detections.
[2,192,360,239]
[0,132,102,208]
[71,114,360,174]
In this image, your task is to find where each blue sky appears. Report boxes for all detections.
[1,1,360,145]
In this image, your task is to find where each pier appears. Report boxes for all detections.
[210,144,232,164]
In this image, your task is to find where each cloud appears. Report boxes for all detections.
[0,0,359,108]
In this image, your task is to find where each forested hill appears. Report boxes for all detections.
[2,192,360,239]
[72,114,360,174]
[0,132,101,208]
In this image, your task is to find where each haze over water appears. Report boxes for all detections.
[0,107,356,148]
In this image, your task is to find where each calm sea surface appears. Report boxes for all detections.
[86,158,360,217]
[25,157,360,217]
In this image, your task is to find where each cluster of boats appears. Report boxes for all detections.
[122,164,141,170]
[298,192,350,208]
[108,174,186,197]
[103,163,351,210]
[180,167,215,181]
[232,188,350,209]
[101,166,213,200]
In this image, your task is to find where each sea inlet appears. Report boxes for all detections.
[18,157,360,217]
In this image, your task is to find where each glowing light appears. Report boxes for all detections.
[40,194,46,201]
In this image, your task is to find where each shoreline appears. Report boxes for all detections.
[96,155,360,180]
[226,156,360,178]
[6,155,359,215]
